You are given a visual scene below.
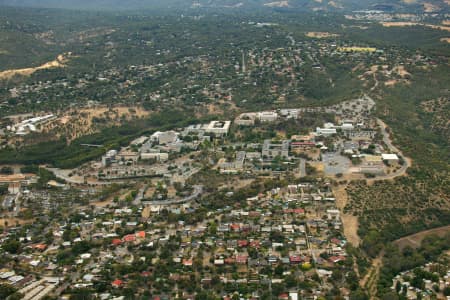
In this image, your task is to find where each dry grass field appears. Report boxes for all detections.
[0,54,70,80]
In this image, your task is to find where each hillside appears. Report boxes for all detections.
[0,0,449,12]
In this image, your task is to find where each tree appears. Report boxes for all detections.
[0,167,13,175]
[0,284,17,299]
[69,288,94,300]
[0,185,8,195]
[8,293,25,300]
[2,239,21,254]
[381,292,399,300]
[285,274,298,288]
[349,289,369,300]
[274,264,284,276]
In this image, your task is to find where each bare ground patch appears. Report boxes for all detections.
[393,225,450,251]
[333,185,361,246]
[423,2,440,12]
[0,53,71,80]
[381,22,450,32]
[0,217,35,227]
[305,32,340,38]
[360,251,384,296]
[42,105,150,143]
[264,1,290,7]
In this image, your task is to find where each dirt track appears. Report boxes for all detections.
[381,22,450,32]
[393,225,450,250]
[0,54,68,80]
[333,185,361,246]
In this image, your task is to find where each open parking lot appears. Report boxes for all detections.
[322,153,351,175]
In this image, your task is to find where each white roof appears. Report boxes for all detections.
[83,274,95,282]
[9,275,24,283]
[0,271,15,279]
[382,154,399,160]
[289,292,299,300]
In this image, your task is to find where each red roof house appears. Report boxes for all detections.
[136,231,146,239]
[112,279,124,288]
[238,240,248,247]
[182,259,193,267]
[236,255,248,264]
[112,238,122,246]
[329,256,346,264]
[122,234,136,243]
[289,255,302,264]
[249,240,260,248]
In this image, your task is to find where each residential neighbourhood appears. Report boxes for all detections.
[0,96,421,299]
[0,4,448,299]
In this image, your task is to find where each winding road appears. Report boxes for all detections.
[375,118,412,180]
[142,185,203,206]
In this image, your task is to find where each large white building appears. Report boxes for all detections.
[258,111,278,122]
[140,151,169,162]
[279,109,300,119]
[341,123,354,131]
[204,121,231,135]
[151,131,179,145]
[315,127,337,136]
[101,150,118,166]
[8,114,56,136]
[382,153,399,162]
[235,113,258,126]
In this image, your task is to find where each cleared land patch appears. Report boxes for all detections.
[305,32,339,38]
[264,1,290,7]
[333,185,361,246]
[381,22,450,32]
[394,225,450,250]
[0,53,70,80]
[22,106,151,144]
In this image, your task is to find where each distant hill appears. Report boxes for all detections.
[0,0,448,12]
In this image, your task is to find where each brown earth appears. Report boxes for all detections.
[359,226,450,294]
[360,250,384,297]
[423,2,440,12]
[360,64,411,87]
[0,217,35,227]
[333,185,361,246]
[41,106,150,143]
[381,22,450,32]
[264,1,290,7]
[305,32,340,38]
[393,225,450,250]
[0,54,70,80]
[328,1,343,8]
[142,206,151,219]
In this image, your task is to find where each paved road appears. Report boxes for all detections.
[133,184,147,206]
[47,168,122,185]
[143,185,203,206]
[322,153,351,175]
[298,158,306,177]
[375,118,412,180]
